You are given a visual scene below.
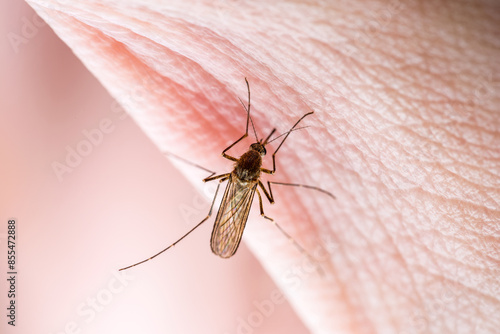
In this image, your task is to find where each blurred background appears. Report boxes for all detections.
[0,1,308,333]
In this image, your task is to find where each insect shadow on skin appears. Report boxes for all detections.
[119,78,336,273]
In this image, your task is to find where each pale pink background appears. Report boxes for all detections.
[0,2,307,334]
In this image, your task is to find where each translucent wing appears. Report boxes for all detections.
[210,173,257,258]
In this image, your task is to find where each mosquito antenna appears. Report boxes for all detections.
[238,78,259,142]
[163,151,215,177]
[237,96,257,141]
[249,115,259,142]
[266,126,310,145]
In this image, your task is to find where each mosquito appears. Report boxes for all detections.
[119,78,335,271]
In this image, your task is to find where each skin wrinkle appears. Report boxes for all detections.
[419,260,499,307]
[427,229,498,284]
[361,176,430,324]
[351,258,385,331]
[362,139,425,191]
[411,234,496,300]
[351,194,425,331]
[290,132,361,331]
[324,239,364,333]
[341,180,404,333]
[390,126,497,194]
[394,192,496,306]
[436,206,498,248]
[342,136,436,328]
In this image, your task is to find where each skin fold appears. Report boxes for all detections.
[27,0,499,333]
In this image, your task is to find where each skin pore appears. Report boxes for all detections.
[28,0,499,333]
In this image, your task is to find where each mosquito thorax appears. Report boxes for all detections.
[234,147,263,182]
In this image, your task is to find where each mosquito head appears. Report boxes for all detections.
[250,142,267,156]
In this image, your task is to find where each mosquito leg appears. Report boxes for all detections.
[258,180,275,204]
[256,189,324,275]
[119,182,222,271]
[268,181,336,200]
[203,173,230,183]
[163,151,217,178]
[222,133,247,162]
[256,189,274,221]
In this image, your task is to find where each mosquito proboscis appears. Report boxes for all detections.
[119,78,335,272]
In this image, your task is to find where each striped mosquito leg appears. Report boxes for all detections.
[268,181,336,199]
[256,190,324,276]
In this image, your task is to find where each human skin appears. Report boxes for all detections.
[27,0,499,333]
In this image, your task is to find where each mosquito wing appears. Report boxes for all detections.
[210,173,257,258]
